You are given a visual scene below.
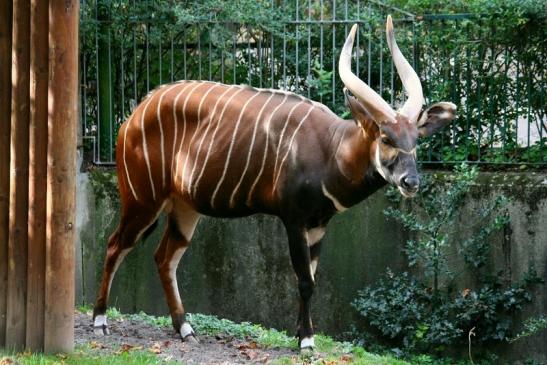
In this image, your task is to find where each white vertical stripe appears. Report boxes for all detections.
[122,121,139,201]
[170,82,195,176]
[141,94,158,200]
[229,92,276,207]
[272,101,306,180]
[272,106,314,192]
[157,83,181,188]
[189,86,237,198]
[184,83,228,195]
[192,86,247,196]
[246,94,289,206]
[180,83,222,192]
[173,82,205,186]
[210,91,263,208]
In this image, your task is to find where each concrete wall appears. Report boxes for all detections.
[76,170,547,362]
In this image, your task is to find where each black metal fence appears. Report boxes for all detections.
[79,1,546,166]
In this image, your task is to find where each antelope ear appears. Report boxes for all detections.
[417,102,457,137]
[344,88,376,128]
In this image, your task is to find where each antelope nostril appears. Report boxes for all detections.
[401,175,419,190]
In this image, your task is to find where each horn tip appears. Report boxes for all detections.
[386,15,394,33]
[350,24,358,37]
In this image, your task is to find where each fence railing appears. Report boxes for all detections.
[79,1,545,166]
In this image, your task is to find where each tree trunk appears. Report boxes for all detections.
[6,0,31,350]
[44,0,79,353]
[0,0,13,349]
[26,0,49,351]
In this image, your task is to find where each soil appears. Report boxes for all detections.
[75,312,298,364]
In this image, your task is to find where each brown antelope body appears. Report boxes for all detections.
[93,17,456,349]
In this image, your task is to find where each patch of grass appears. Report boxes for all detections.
[0,345,177,365]
[187,312,297,348]
[76,303,93,314]
[127,311,172,328]
[187,313,412,364]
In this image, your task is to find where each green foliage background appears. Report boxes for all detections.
[80,0,545,164]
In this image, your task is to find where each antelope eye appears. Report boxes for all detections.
[381,136,393,146]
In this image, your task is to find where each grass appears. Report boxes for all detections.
[2,307,413,365]
[1,344,177,365]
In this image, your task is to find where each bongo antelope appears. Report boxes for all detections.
[93,16,456,350]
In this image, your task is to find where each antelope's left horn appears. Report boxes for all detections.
[386,15,424,122]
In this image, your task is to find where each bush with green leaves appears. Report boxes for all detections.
[351,164,543,354]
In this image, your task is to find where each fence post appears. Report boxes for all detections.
[26,0,49,351]
[44,0,79,353]
[97,1,112,162]
[6,0,31,350]
[0,0,13,349]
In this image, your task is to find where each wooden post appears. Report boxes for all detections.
[44,0,79,353]
[26,0,49,351]
[6,0,31,350]
[0,0,13,348]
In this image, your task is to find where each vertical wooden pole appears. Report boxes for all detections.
[44,0,79,353]
[26,0,49,351]
[6,0,30,350]
[0,0,13,348]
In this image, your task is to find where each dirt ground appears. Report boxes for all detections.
[75,312,298,364]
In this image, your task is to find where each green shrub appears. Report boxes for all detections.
[352,164,543,355]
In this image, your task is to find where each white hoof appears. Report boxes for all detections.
[180,322,198,343]
[300,336,315,350]
[93,315,110,335]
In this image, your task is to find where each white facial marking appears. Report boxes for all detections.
[180,322,194,338]
[247,94,289,205]
[300,336,315,349]
[374,146,388,180]
[305,227,325,247]
[398,185,415,198]
[396,147,416,155]
[321,182,348,212]
[211,91,263,208]
[272,105,314,193]
[229,92,276,207]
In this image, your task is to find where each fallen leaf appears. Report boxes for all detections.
[237,341,258,350]
[149,342,162,354]
[240,349,260,361]
[116,343,143,354]
[340,354,353,362]
[89,341,106,349]
[0,358,16,365]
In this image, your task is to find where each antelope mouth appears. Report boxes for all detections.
[398,185,419,198]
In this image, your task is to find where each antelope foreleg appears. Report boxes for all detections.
[285,224,319,350]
